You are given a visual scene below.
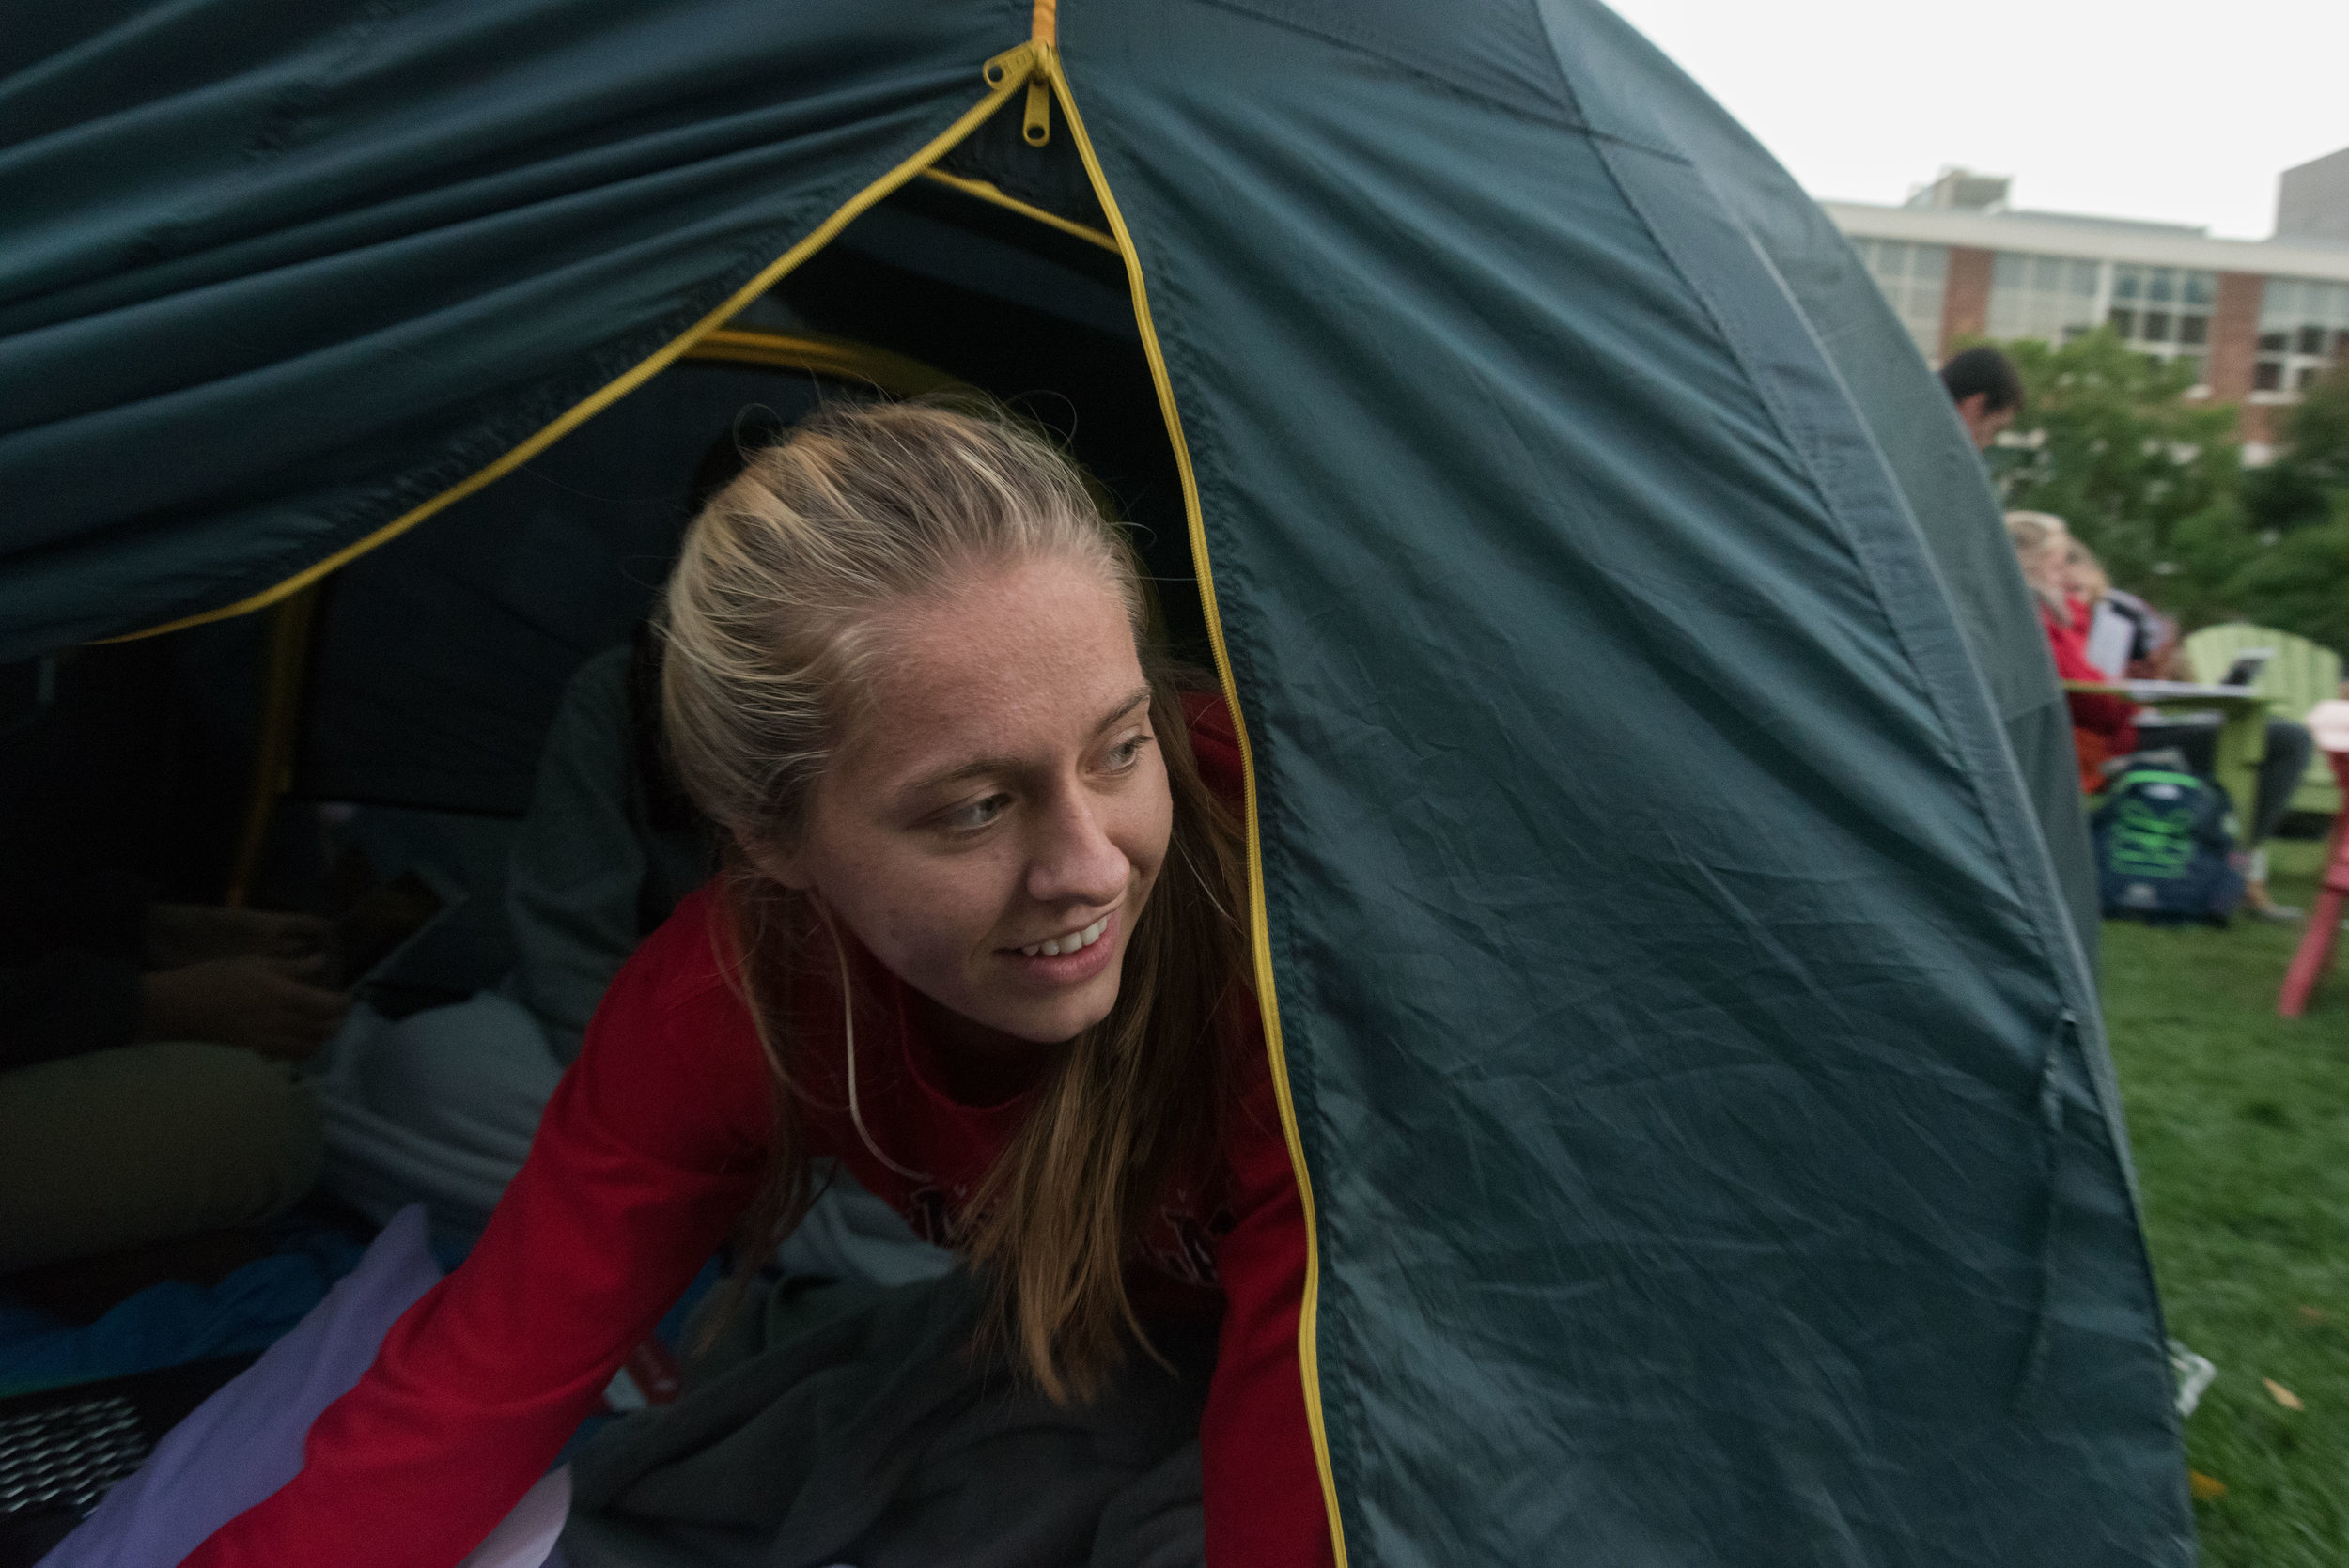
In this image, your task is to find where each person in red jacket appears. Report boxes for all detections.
[2007,510,2136,790]
[187,402,1332,1567]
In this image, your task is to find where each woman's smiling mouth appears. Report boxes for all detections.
[1003,909,1122,987]
[1018,916,1111,958]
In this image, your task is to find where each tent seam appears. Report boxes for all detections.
[1602,180,2100,1032]
[1540,28,2182,1469]
[1532,8,2084,1024]
[1526,1,2099,1025]
[1183,0,1688,163]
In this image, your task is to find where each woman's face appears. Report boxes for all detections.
[2062,552,2103,600]
[2023,531,2071,597]
[758,555,1171,1053]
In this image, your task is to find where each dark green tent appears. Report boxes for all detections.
[1,2,2187,1562]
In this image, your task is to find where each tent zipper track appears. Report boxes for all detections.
[1031,38,1351,1568]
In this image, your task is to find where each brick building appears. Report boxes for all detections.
[1828,148,2349,458]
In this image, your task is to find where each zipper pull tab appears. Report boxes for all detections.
[1022,70,1052,147]
[981,41,1035,89]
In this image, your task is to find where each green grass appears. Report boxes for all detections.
[2102,835,2349,1565]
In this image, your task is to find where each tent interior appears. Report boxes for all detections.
[4,141,1201,1015]
[0,102,1212,1482]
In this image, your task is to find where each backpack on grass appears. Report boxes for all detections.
[2092,767,2245,925]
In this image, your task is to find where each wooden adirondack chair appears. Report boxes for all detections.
[2184,623,2343,816]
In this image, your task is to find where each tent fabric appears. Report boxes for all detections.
[1075,11,2178,1561]
[3,3,2186,1564]
[0,0,1019,655]
[1577,8,2107,958]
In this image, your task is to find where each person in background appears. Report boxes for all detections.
[2030,526,2315,919]
[2063,538,2179,681]
[303,626,719,1232]
[1941,346,2024,452]
[2007,511,2136,792]
[0,862,338,1274]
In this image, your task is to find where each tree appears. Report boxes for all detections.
[2217,498,2349,656]
[2225,363,2349,655]
[2244,359,2349,535]
[2286,358,2349,489]
[1985,329,2253,627]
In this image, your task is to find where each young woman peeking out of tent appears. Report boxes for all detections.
[183,403,1329,1568]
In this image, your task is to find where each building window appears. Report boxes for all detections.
[1987,256,2215,389]
[1987,253,2101,344]
[2255,277,2349,399]
[2108,264,2217,383]
[1850,238,1949,359]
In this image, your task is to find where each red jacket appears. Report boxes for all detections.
[188,700,1330,1568]
[2042,596,2137,770]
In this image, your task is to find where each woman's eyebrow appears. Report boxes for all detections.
[1093,686,1153,733]
[907,754,1020,795]
[903,689,1154,797]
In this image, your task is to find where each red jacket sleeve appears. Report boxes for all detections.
[1182,687,1331,1564]
[2041,603,2138,745]
[184,895,770,1568]
[1201,1052,1336,1568]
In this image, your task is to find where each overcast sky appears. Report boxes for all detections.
[1602,0,2349,241]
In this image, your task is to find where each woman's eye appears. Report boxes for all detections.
[1103,734,1153,772]
[941,795,1010,832]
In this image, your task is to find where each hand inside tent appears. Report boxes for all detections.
[139,954,350,1061]
[145,904,332,970]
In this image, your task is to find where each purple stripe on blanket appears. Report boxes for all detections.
[35,1206,474,1568]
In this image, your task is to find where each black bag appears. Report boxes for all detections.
[2092,766,2245,924]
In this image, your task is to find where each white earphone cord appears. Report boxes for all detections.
[838,930,930,1183]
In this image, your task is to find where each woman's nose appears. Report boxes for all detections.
[1025,789,1128,908]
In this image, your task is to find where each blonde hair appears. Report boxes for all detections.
[2003,510,2073,609]
[660,399,1248,1400]
[2003,510,2068,558]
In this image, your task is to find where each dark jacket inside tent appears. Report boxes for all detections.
[0,1,2189,1563]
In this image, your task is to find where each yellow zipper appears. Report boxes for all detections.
[96,33,1352,1555]
[96,32,1348,1556]
[108,45,1041,645]
[918,168,1117,253]
[1033,40,1352,1568]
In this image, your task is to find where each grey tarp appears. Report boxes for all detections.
[1,1,2186,1561]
